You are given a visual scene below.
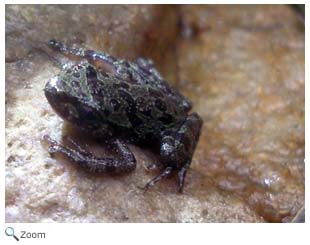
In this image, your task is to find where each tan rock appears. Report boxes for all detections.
[6,5,304,222]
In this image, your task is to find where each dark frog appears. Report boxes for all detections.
[44,40,203,193]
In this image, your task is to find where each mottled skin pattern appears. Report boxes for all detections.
[44,40,203,193]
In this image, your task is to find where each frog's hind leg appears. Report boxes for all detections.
[65,136,92,156]
[48,39,117,74]
[42,135,136,174]
[144,112,202,193]
[134,57,192,112]
[49,39,85,61]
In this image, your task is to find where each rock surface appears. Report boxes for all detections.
[5,5,304,222]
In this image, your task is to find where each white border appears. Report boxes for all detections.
[304,1,308,225]
[1,0,309,4]
[2,1,308,245]
[1,0,5,228]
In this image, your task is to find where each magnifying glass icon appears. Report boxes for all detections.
[5,227,19,241]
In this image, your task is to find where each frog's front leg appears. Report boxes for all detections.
[43,135,136,174]
[144,112,203,193]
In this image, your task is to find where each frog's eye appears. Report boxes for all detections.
[72,70,81,78]
[86,65,97,78]
[71,80,80,89]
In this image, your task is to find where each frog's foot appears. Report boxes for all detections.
[158,112,203,193]
[143,166,173,194]
[177,164,190,193]
[65,136,92,156]
[144,161,162,171]
[42,135,136,174]
[143,165,190,193]
[49,39,117,73]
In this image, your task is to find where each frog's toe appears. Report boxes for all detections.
[47,145,61,157]
[143,166,173,193]
[42,135,61,156]
[42,134,57,145]
[145,162,161,171]
[43,135,68,157]
[177,164,189,193]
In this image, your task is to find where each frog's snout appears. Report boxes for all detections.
[44,82,79,125]
[44,76,73,118]
[45,76,60,93]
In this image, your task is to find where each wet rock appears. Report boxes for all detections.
[178,4,304,222]
[6,5,304,222]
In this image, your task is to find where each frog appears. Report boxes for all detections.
[43,39,203,193]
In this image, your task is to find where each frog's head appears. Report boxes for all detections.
[44,63,101,125]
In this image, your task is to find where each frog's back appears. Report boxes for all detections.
[89,74,187,141]
[47,62,188,142]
